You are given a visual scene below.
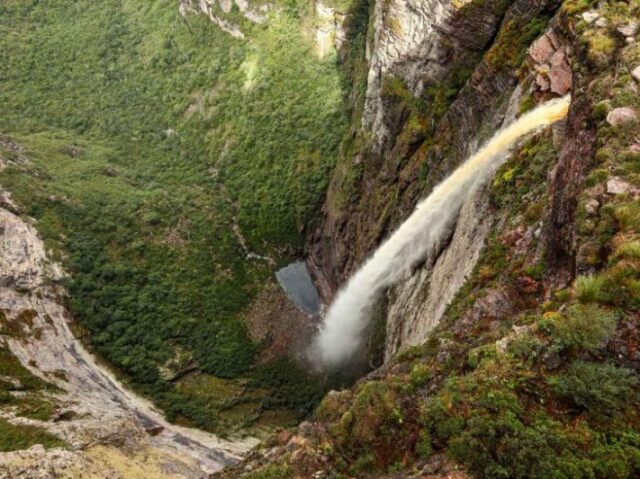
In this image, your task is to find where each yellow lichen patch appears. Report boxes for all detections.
[452,0,474,8]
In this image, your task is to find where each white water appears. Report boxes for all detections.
[312,95,571,368]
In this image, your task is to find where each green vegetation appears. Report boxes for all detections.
[0,345,66,448]
[0,346,60,421]
[549,361,637,414]
[0,418,66,452]
[0,0,349,432]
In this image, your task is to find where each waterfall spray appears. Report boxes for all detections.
[311,95,570,368]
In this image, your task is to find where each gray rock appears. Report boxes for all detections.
[607,177,632,195]
[582,10,599,24]
[607,107,638,126]
[585,198,600,215]
[543,352,562,370]
[618,22,638,37]
[632,65,640,83]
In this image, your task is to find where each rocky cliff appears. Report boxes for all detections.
[218,0,640,476]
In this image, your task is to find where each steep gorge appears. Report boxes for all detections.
[0,0,639,477]
[219,0,640,476]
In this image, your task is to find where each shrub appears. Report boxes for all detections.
[575,275,610,303]
[0,418,66,452]
[615,204,640,233]
[587,32,616,66]
[415,429,432,459]
[548,361,638,414]
[410,363,432,388]
[539,304,616,352]
[613,241,640,261]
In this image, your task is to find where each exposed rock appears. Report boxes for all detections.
[594,17,608,28]
[547,96,597,286]
[528,32,560,64]
[606,177,637,195]
[606,107,639,126]
[385,179,495,359]
[584,198,599,215]
[547,49,573,95]
[529,32,572,96]
[517,275,539,294]
[543,351,562,370]
[315,2,346,57]
[178,0,268,38]
[632,65,640,83]
[581,10,599,24]
[459,288,514,330]
[618,22,639,38]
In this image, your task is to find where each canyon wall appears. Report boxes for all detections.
[307,0,570,360]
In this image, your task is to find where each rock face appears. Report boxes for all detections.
[308,0,566,359]
[0,198,256,478]
[362,0,516,151]
[179,0,268,38]
[528,31,572,96]
[384,180,495,358]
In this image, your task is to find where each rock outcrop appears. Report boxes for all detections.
[0,194,256,478]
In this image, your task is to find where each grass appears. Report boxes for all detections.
[0,418,66,452]
[0,0,349,433]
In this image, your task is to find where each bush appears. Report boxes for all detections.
[410,363,431,388]
[0,418,66,452]
[548,361,638,414]
[575,275,610,303]
[539,304,616,352]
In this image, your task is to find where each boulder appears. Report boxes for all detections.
[585,198,600,215]
[606,107,638,126]
[632,65,640,83]
[528,33,557,64]
[618,22,638,38]
[581,10,599,24]
[607,177,632,195]
[548,51,573,95]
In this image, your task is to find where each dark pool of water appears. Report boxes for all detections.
[275,261,321,316]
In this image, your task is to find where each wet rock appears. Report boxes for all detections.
[607,107,638,126]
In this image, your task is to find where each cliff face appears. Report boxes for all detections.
[221,0,640,476]
[308,0,566,359]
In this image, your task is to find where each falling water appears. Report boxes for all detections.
[312,95,571,368]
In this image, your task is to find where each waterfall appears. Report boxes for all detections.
[311,95,571,368]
